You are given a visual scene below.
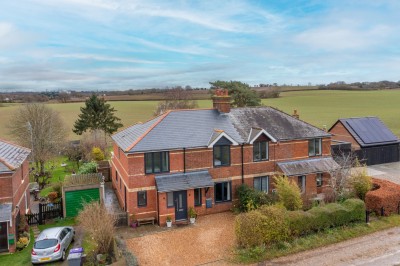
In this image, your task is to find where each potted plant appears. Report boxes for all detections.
[188,207,197,224]
[166,216,172,228]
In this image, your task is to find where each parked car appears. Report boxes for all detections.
[31,226,75,264]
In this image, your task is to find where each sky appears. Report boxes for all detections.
[1,0,400,91]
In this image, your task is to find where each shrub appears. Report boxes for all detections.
[16,237,29,250]
[285,210,315,237]
[77,201,116,254]
[273,175,303,211]
[236,184,277,212]
[47,191,58,202]
[235,206,289,248]
[51,182,62,197]
[365,178,400,216]
[78,161,98,174]
[92,147,105,161]
[341,198,366,221]
[351,168,372,201]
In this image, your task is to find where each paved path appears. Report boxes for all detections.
[104,182,123,213]
[265,227,400,266]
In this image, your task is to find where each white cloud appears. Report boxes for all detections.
[53,53,162,64]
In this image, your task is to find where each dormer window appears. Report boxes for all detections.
[213,145,230,167]
[308,138,322,156]
[253,141,269,161]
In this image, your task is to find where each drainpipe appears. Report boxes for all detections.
[241,144,244,184]
[183,148,186,173]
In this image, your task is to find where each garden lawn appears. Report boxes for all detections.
[0,230,34,265]
[235,215,400,264]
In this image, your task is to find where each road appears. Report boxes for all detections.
[264,227,400,266]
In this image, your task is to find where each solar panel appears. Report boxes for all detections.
[345,117,398,145]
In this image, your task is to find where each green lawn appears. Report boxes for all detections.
[0,230,34,265]
[1,90,400,140]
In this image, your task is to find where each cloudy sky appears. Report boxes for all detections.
[1,0,400,91]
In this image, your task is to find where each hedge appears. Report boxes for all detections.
[235,199,365,247]
[365,178,400,216]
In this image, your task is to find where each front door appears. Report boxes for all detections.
[173,191,187,221]
[0,222,8,252]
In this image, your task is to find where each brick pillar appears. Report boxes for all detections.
[212,88,231,113]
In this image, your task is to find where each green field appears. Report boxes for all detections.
[1,90,399,141]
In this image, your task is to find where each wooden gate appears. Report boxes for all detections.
[26,200,63,225]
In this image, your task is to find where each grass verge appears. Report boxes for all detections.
[234,215,400,264]
[38,217,76,231]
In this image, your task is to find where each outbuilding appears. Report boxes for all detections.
[329,117,400,165]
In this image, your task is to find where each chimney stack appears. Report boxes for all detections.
[212,88,231,113]
[292,109,299,119]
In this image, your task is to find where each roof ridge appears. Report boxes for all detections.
[0,158,15,171]
[0,138,31,152]
[267,106,330,136]
[168,108,215,112]
[124,110,172,152]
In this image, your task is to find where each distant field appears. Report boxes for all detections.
[1,90,399,141]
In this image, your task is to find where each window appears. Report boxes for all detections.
[194,188,202,206]
[138,191,147,207]
[115,171,118,182]
[167,192,174,208]
[215,182,231,203]
[253,141,269,161]
[21,164,24,180]
[298,176,306,193]
[145,151,169,174]
[316,173,323,187]
[254,176,269,192]
[213,145,230,166]
[120,178,122,190]
[308,139,322,156]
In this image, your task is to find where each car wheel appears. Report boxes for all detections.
[61,250,66,261]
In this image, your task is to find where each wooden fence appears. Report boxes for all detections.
[27,200,63,225]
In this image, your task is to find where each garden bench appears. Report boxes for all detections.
[137,217,156,226]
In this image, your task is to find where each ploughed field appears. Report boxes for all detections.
[1,89,399,140]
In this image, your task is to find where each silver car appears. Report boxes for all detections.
[31,226,75,264]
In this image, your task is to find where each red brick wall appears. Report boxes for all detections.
[329,122,360,150]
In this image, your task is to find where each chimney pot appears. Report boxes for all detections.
[212,88,231,113]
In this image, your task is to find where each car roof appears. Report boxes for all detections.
[36,227,68,241]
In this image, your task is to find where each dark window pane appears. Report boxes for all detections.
[221,145,230,165]
[214,146,221,166]
[316,173,323,187]
[253,143,260,161]
[34,239,58,249]
[261,176,268,192]
[194,188,201,206]
[153,153,161,173]
[254,177,261,190]
[261,142,268,160]
[226,182,231,200]
[145,153,152,173]
[315,139,321,155]
[161,152,169,172]
[308,140,315,156]
[138,191,147,206]
[215,183,223,202]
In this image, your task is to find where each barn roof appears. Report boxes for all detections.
[330,117,399,147]
[112,107,330,153]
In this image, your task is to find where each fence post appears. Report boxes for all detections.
[366,210,370,223]
[381,207,385,216]
[39,203,43,225]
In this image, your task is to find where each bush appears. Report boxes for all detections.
[51,182,62,197]
[235,206,289,248]
[351,168,372,200]
[273,175,303,211]
[365,178,400,216]
[341,198,366,221]
[78,161,98,174]
[16,237,29,250]
[285,210,314,237]
[47,191,58,202]
[92,147,105,161]
[236,184,277,212]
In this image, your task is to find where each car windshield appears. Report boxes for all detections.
[34,239,58,249]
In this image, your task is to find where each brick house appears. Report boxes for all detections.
[0,139,31,253]
[111,90,338,225]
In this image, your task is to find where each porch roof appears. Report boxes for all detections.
[155,170,214,193]
[0,203,12,223]
[277,157,339,176]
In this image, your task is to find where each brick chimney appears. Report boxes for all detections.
[212,88,231,113]
[292,109,299,119]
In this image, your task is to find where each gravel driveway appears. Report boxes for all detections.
[126,212,236,266]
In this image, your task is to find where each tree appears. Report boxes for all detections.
[9,103,68,175]
[57,92,71,103]
[209,80,261,107]
[154,86,198,116]
[273,175,303,211]
[73,94,123,136]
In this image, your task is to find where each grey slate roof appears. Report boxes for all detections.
[113,107,330,153]
[155,170,214,192]
[332,117,399,147]
[277,157,339,176]
[0,203,12,222]
[0,139,31,171]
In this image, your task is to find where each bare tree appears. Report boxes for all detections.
[57,92,71,103]
[327,150,359,202]
[154,86,198,116]
[9,103,68,175]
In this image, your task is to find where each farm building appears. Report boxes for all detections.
[329,117,400,165]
